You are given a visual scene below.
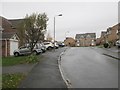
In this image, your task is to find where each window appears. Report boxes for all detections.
[44,42,50,45]
[86,35,91,38]
[80,35,84,38]
[116,30,118,34]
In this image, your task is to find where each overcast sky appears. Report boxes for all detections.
[1,1,118,41]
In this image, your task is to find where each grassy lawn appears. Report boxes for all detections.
[2,55,40,66]
[2,73,26,88]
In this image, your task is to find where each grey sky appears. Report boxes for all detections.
[1,2,118,41]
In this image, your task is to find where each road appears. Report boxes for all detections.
[61,47,118,88]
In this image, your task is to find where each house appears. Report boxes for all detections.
[118,23,120,40]
[9,19,45,46]
[99,31,107,45]
[99,23,120,46]
[106,25,119,46]
[96,38,101,46]
[64,37,75,47]
[75,33,96,47]
[0,16,19,57]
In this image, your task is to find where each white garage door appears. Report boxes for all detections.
[10,41,18,55]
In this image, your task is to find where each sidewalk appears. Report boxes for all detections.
[19,48,67,88]
[3,63,36,74]
[95,47,120,60]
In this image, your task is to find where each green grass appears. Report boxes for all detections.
[96,45,104,48]
[2,55,39,66]
[2,56,27,66]
[2,73,26,88]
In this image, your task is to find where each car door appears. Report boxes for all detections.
[19,47,31,55]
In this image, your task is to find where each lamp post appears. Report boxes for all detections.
[54,14,62,50]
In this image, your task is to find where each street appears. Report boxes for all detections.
[61,47,118,88]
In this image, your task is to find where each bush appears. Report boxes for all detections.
[25,54,38,63]
[104,43,109,48]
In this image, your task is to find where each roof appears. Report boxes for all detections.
[1,32,17,39]
[0,16,17,33]
[0,16,19,39]
[9,19,24,28]
[75,33,96,39]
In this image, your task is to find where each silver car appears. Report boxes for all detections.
[13,46,42,56]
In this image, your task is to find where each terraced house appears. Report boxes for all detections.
[75,33,96,47]
[99,23,120,46]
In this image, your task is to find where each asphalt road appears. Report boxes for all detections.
[19,47,67,88]
[61,47,118,88]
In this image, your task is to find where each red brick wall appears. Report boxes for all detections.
[2,40,10,57]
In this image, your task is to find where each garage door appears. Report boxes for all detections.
[10,41,18,55]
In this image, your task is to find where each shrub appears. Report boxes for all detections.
[104,43,109,48]
[25,54,38,63]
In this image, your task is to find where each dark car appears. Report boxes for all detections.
[58,42,65,47]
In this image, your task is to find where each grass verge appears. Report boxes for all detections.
[2,54,40,66]
[2,73,26,88]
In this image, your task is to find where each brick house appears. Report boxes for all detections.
[99,31,107,45]
[99,23,120,46]
[75,33,96,47]
[64,37,76,47]
[96,38,101,46]
[0,16,19,57]
[106,25,119,45]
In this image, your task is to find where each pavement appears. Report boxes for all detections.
[3,63,36,74]
[94,46,120,60]
[19,47,67,88]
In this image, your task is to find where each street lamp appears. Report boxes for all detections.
[54,14,62,50]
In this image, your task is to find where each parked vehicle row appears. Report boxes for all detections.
[13,42,65,56]
[116,40,120,48]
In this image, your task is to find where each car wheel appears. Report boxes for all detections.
[14,52,19,57]
[42,49,45,53]
[48,47,52,50]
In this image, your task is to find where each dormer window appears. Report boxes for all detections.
[86,35,91,38]
[80,35,84,38]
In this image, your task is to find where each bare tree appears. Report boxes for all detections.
[23,13,48,52]
[46,32,53,42]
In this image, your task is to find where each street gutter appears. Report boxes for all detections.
[58,47,72,88]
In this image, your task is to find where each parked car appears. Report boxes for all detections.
[26,43,46,53]
[54,42,59,49]
[43,42,54,50]
[39,43,46,53]
[116,40,120,48]
[13,45,42,56]
[58,42,65,47]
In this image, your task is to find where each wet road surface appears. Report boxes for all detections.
[61,47,118,88]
